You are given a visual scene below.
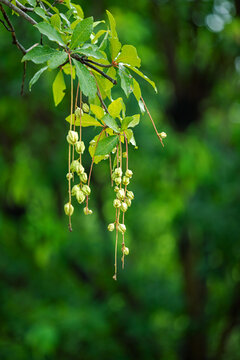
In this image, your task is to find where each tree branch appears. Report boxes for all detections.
[0,3,26,54]
[15,0,34,12]
[0,0,37,25]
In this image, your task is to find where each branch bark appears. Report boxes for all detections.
[0,0,37,25]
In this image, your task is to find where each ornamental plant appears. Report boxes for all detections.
[0,0,167,280]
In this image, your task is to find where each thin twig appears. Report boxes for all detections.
[0,0,37,25]
[0,17,10,30]
[15,0,34,12]
[84,58,113,68]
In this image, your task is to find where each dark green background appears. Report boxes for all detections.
[1,0,240,359]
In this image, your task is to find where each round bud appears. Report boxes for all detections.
[127,190,134,200]
[113,199,121,208]
[80,172,88,183]
[66,172,73,180]
[122,176,130,186]
[70,160,80,173]
[108,223,115,232]
[117,189,125,201]
[125,198,131,207]
[76,190,85,204]
[125,169,133,178]
[64,202,74,216]
[71,185,80,196]
[115,177,122,186]
[123,246,129,255]
[66,130,78,145]
[75,107,83,118]
[82,185,91,196]
[159,131,167,139]
[112,147,117,154]
[76,163,85,176]
[120,202,128,213]
[114,186,119,192]
[118,223,126,234]
[83,207,93,215]
[114,167,122,177]
[82,103,89,113]
[75,141,85,154]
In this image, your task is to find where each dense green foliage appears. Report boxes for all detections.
[1,0,240,359]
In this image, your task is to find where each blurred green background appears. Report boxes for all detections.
[1,0,240,359]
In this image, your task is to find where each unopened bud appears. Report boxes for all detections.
[82,103,89,113]
[80,172,88,183]
[126,198,131,207]
[64,202,74,216]
[118,223,126,234]
[121,202,128,213]
[76,190,85,204]
[115,177,122,186]
[66,130,78,145]
[70,160,80,173]
[117,189,125,201]
[76,164,84,175]
[159,131,167,139]
[82,185,91,196]
[75,141,85,154]
[66,172,73,180]
[127,190,134,200]
[114,167,122,177]
[113,199,121,208]
[75,107,84,118]
[114,186,119,192]
[125,169,133,178]
[108,223,115,232]
[123,246,129,255]
[112,147,117,154]
[71,185,80,196]
[83,207,93,215]
[122,176,130,186]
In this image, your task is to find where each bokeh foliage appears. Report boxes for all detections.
[1,0,240,359]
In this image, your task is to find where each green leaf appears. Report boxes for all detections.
[127,65,157,93]
[34,7,49,21]
[70,17,93,49]
[22,45,56,64]
[92,30,106,44]
[108,97,124,119]
[74,44,105,60]
[62,64,76,79]
[109,37,121,60]
[125,129,136,146]
[118,64,133,98]
[50,14,61,30]
[73,59,97,98]
[102,114,120,133]
[106,10,117,38]
[95,135,119,156]
[34,22,65,46]
[29,66,48,91]
[66,113,102,127]
[116,45,141,67]
[48,52,68,69]
[121,114,140,130]
[132,78,141,102]
[71,3,84,19]
[26,0,36,7]
[90,104,104,120]
[52,70,66,106]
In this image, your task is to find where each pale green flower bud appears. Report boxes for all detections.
[64,202,74,216]
[112,172,117,181]
[82,103,89,113]
[70,160,80,173]
[127,190,134,200]
[75,107,83,118]
[123,246,129,255]
[118,223,126,234]
[82,185,91,196]
[126,198,131,207]
[67,130,78,145]
[125,169,133,178]
[66,172,73,180]
[83,207,93,215]
[80,172,88,183]
[71,185,80,196]
[115,177,122,186]
[76,164,85,176]
[113,199,121,208]
[75,141,85,154]
[114,167,122,177]
[121,202,128,213]
[122,176,130,186]
[117,189,125,201]
[108,223,115,232]
[76,190,85,204]
[112,147,117,154]
[159,131,167,139]
[114,186,119,192]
